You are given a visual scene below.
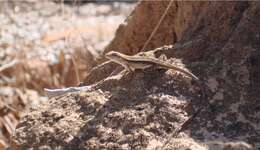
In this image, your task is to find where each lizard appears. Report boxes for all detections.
[45,51,200,98]
[105,51,199,81]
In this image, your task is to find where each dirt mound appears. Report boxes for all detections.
[13,65,204,149]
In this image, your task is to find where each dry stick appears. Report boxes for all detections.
[60,0,65,16]
[160,107,203,149]
[3,103,18,113]
[71,55,80,85]
[141,0,174,52]
[72,0,78,14]
[63,35,80,85]
[78,31,99,58]
[0,60,18,73]
[161,82,207,149]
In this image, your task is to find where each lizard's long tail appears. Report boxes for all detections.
[155,59,199,81]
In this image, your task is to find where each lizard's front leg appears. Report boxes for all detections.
[123,64,135,79]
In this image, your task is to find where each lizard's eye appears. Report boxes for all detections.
[107,52,118,57]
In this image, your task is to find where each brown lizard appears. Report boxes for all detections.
[105,51,199,81]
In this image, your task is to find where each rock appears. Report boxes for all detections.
[12,68,202,149]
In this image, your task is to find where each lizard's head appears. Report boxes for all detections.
[105,51,122,60]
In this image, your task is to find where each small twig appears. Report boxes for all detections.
[161,107,203,149]
[0,60,19,73]
[60,0,65,16]
[1,116,15,137]
[77,31,99,58]
[161,81,207,149]
[71,55,80,85]
[2,102,18,113]
[141,0,174,51]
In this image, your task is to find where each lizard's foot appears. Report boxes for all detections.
[121,70,135,81]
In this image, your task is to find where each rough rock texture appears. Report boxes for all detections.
[12,67,204,149]
[12,1,260,150]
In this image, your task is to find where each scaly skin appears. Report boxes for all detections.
[105,51,199,81]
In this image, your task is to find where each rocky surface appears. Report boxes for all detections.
[13,65,204,149]
[12,1,260,150]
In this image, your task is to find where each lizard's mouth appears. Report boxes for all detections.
[106,56,119,62]
[105,53,117,60]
